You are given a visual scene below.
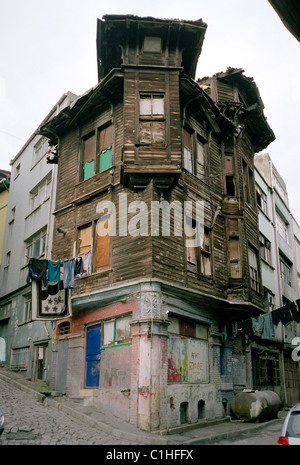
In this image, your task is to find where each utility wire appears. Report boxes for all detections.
[0,129,25,142]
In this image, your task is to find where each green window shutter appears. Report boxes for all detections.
[99,148,112,173]
[84,160,95,180]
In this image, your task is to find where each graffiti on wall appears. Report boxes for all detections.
[168,336,209,383]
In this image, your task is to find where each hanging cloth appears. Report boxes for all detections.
[46,260,61,289]
[82,250,92,275]
[252,315,264,337]
[271,308,282,325]
[280,305,293,325]
[75,257,84,276]
[63,258,76,289]
[27,258,48,287]
[261,313,275,339]
[290,301,300,323]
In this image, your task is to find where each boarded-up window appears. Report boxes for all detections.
[79,225,92,256]
[96,215,110,269]
[229,237,241,278]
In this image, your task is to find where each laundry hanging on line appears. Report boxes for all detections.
[224,298,300,341]
[27,253,91,290]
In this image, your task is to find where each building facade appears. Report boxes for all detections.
[0,92,77,381]
[254,152,300,407]
[37,15,278,431]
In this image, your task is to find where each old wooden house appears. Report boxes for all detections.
[39,15,275,431]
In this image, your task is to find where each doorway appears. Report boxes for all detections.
[85,324,101,388]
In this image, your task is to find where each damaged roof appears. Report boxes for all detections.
[198,67,275,151]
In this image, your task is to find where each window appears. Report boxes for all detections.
[276,212,289,243]
[253,350,280,390]
[57,321,70,336]
[25,227,47,261]
[196,139,205,178]
[22,294,31,323]
[9,206,16,224]
[280,255,292,286]
[78,224,92,257]
[168,316,209,383]
[4,251,11,268]
[256,185,268,215]
[143,36,162,52]
[33,137,48,166]
[139,94,165,144]
[273,173,288,204]
[248,246,259,292]
[82,124,113,181]
[259,234,272,265]
[95,215,110,270]
[243,160,255,205]
[224,151,235,196]
[82,132,96,180]
[229,237,241,278]
[183,129,193,173]
[11,347,29,369]
[77,215,111,273]
[30,175,51,211]
[102,315,131,347]
[98,124,113,173]
[186,218,211,276]
[183,128,206,179]
[14,163,20,179]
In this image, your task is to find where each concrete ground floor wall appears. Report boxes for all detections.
[47,281,233,431]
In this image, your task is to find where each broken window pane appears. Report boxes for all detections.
[115,316,131,344]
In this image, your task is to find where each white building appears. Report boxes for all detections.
[0,92,77,381]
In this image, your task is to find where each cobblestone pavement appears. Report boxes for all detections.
[0,378,139,445]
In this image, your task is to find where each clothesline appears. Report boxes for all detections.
[26,250,92,290]
[224,298,300,341]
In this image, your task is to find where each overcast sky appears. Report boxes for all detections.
[1,0,299,222]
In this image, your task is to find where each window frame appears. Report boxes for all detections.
[81,122,113,181]
[256,185,268,215]
[276,212,289,244]
[186,217,211,276]
[139,93,166,145]
[183,127,207,180]
[224,149,236,197]
[30,174,52,212]
[280,255,292,286]
[21,293,32,324]
[77,214,111,274]
[25,227,47,263]
[248,245,260,293]
[243,159,255,206]
[101,315,132,349]
[259,233,272,266]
